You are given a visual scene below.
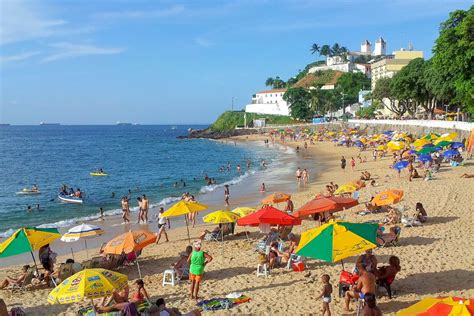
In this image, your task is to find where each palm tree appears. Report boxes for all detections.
[265,77,274,87]
[310,43,320,55]
[331,43,341,56]
[320,45,331,57]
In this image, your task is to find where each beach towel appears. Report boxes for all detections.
[197,298,233,311]
[121,302,138,316]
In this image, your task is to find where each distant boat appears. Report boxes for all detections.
[58,193,83,204]
[0,124,11,126]
[40,122,60,126]
[116,121,132,126]
[171,126,178,130]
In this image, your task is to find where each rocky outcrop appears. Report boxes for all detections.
[177,128,259,139]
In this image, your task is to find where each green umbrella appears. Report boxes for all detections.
[0,227,61,272]
[423,133,440,140]
[435,140,452,148]
[416,147,438,155]
[295,221,378,263]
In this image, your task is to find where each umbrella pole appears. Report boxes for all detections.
[184,215,191,243]
[71,247,75,261]
[135,252,142,279]
[30,251,39,276]
[85,239,89,259]
[341,259,345,271]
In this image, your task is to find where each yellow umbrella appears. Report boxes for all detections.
[396,296,474,316]
[439,132,458,140]
[377,144,386,151]
[162,201,208,242]
[48,268,128,305]
[231,207,255,217]
[203,210,239,224]
[387,141,405,151]
[334,184,358,195]
[413,138,431,147]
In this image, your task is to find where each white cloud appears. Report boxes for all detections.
[93,5,185,20]
[194,37,213,47]
[0,51,41,64]
[0,0,66,45]
[41,42,124,63]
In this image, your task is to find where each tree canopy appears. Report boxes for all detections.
[283,88,312,120]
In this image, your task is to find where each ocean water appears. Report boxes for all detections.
[0,125,280,237]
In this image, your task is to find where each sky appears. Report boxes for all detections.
[0,0,472,125]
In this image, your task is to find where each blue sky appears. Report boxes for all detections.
[0,0,471,125]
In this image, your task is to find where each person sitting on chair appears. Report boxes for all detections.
[0,265,33,289]
[344,269,376,312]
[376,256,401,299]
[199,226,221,240]
[173,246,192,278]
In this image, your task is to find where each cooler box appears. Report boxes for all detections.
[292,262,305,272]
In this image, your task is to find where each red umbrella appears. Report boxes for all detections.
[237,206,301,226]
[293,195,359,218]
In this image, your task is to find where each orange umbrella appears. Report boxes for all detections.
[293,196,359,218]
[261,192,291,204]
[102,230,156,278]
[371,190,404,206]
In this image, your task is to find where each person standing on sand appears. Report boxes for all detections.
[188,240,213,300]
[121,197,130,224]
[296,167,302,186]
[285,199,294,214]
[156,207,169,244]
[341,156,347,172]
[316,274,332,316]
[351,157,356,172]
[224,185,230,207]
[142,194,149,223]
[136,197,143,224]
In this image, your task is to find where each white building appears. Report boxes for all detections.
[361,40,372,54]
[373,37,386,56]
[245,88,289,116]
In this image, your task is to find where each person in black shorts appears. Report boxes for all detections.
[341,156,347,172]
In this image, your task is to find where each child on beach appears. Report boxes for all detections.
[99,207,104,220]
[316,274,333,316]
[224,185,230,207]
[188,240,213,299]
[260,183,266,192]
[350,157,356,171]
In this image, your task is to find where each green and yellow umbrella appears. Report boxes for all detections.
[413,138,431,148]
[296,221,378,263]
[231,207,255,217]
[48,268,128,305]
[423,133,440,140]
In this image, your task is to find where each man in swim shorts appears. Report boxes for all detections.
[344,269,376,312]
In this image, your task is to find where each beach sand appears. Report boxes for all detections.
[1,134,473,315]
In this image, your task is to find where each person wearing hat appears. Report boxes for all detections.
[187,240,213,299]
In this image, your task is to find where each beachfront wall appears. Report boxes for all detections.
[348,119,474,139]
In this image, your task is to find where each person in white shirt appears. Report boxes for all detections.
[156,207,170,244]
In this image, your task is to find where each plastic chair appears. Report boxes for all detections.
[162,269,177,286]
[256,264,269,277]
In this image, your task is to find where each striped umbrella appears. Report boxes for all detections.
[61,223,104,259]
[397,297,474,316]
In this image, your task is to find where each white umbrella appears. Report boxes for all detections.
[61,223,104,259]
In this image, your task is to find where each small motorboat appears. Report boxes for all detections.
[16,189,41,195]
[58,193,83,204]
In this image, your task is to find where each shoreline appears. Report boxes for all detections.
[1,133,473,315]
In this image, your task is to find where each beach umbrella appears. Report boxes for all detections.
[396,297,474,316]
[61,223,104,259]
[334,184,358,195]
[451,142,465,149]
[102,230,156,278]
[354,140,363,148]
[383,130,394,136]
[393,160,410,170]
[293,196,358,218]
[423,143,435,148]
[376,144,386,151]
[295,221,378,263]
[417,147,438,155]
[261,192,291,204]
[47,268,128,308]
[423,133,440,140]
[387,141,405,151]
[231,207,255,218]
[435,140,452,148]
[203,210,240,244]
[162,200,208,242]
[371,190,404,206]
[439,132,458,140]
[237,205,301,227]
[0,227,60,273]
[417,154,433,163]
[442,149,460,159]
[408,149,416,155]
[413,138,431,148]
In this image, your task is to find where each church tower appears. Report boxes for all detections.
[361,40,371,54]
[373,37,386,56]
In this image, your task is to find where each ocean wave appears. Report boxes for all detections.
[199,170,256,193]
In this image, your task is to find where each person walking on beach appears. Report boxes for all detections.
[121,197,130,224]
[136,197,143,224]
[296,167,302,186]
[302,168,309,187]
[285,198,294,214]
[156,207,170,244]
[341,156,347,172]
[188,240,213,300]
[224,185,230,207]
[142,194,149,223]
[316,274,333,316]
[351,157,356,172]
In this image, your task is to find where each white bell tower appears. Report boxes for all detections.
[373,37,386,56]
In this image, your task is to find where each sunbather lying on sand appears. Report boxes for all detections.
[376,226,399,246]
[147,298,201,316]
[384,208,400,225]
[97,279,149,312]
[0,265,36,289]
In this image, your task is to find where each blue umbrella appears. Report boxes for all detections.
[422,143,435,148]
[418,154,432,163]
[434,146,442,152]
[408,149,416,155]
[331,139,338,143]
[393,160,410,170]
[442,149,459,158]
[354,140,363,147]
[451,142,464,149]
[383,131,394,135]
